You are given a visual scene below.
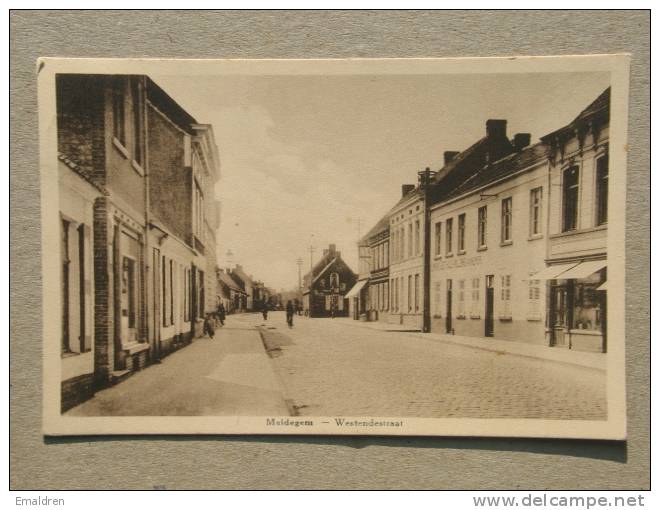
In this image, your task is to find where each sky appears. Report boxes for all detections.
[152,71,610,291]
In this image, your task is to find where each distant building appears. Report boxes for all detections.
[216,268,246,313]
[346,238,370,320]
[228,264,254,311]
[364,213,391,322]
[302,244,357,318]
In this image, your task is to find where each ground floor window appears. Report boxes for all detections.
[434,281,442,317]
[470,278,480,319]
[457,279,466,318]
[499,274,512,320]
[527,278,542,321]
[572,270,605,331]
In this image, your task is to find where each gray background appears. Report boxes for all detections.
[10,10,650,490]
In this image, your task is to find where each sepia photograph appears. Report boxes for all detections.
[39,55,629,438]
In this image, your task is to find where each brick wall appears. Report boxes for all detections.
[56,74,107,184]
[92,197,113,385]
[148,105,192,242]
[61,373,95,413]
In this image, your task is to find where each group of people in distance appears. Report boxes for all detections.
[203,299,299,338]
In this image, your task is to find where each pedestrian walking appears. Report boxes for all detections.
[262,301,269,321]
[217,303,226,326]
[286,300,295,328]
[203,313,216,339]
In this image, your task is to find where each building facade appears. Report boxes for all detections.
[388,185,425,329]
[56,74,221,410]
[429,140,550,344]
[302,244,357,318]
[538,88,609,352]
[346,239,371,320]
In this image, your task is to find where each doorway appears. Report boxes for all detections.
[550,284,568,347]
[121,256,137,344]
[485,275,494,337]
[445,279,452,333]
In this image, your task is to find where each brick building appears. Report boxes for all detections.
[302,244,357,318]
[56,74,220,410]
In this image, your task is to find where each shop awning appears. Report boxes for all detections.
[597,281,608,291]
[528,262,580,280]
[555,260,607,280]
[345,279,368,299]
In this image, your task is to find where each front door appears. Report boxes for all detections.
[485,275,494,337]
[445,279,453,333]
[550,285,568,347]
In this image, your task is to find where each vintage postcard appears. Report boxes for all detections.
[39,56,629,438]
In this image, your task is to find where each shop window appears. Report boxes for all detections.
[499,274,512,320]
[458,213,466,253]
[434,222,442,256]
[457,280,466,319]
[470,278,480,319]
[478,206,487,248]
[445,218,453,256]
[501,197,512,243]
[596,155,608,225]
[562,166,579,232]
[529,187,543,237]
[572,271,605,331]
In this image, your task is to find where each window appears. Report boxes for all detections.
[596,155,608,225]
[199,270,205,317]
[384,281,389,311]
[434,222,442,256]
[183,267,189,322]
[112,79,126,145]
[434,281,442,317]
[131,78,144,165]
[501,197,512,243]
[562,166,579,232]
[408,275,413,312]
[458,280,466,318]
[123,257,137,329]
[529,187,543,236]
[400,227,405,261]
[408,223,413,258]
[414,274,420,312]
[162,256,169,327]
[458,213,466,253]
[470,278,480,318]
[169,259,174,326]
[330,272,339,290]
[61,219,71,353]
[193,179,204,241]
[391,279,396,312]
[478,206,487,248]
[415,220,420,255]
[527,279,542,321]
[445,218,453,255]
[384,241,389,267]
[500,274,512,319]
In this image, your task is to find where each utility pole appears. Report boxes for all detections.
[419,167,433,333]
[296,257,303,290]
[309,245,316,285]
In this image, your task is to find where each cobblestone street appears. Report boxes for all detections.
[240,312,607,420]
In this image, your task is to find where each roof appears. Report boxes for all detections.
[360,212,391,244]
[58,152,108,195]
[147,78,198,135]
[217,270,245,293]
[441,142,549,202]
[541,87,610,142]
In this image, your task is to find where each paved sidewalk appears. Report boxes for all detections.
[66,324,290,416]
[334,317,606,371]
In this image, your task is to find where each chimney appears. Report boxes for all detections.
[443,151,460,165]
[513,133,531,151]
[402,184,415,197]
[329,244,336,255]
[486,119,507,139]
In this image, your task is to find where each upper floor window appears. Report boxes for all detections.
[330,272,339,289]
[414,220,420,255]
[562,166,579,232]
[194,179,204,241]
[445,218,453,255]
[131,79,144,166]
[529,187,543,236]
[434,222,442,256]
[112,79,126,146]
[501,197,512,243]
[596,155,608,225]
[458,213,466,253]
[407,223,413,258]
[478,206,487,248]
